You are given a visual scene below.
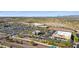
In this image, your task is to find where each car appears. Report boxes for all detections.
[32,43,38,46]
[49,45,57,48]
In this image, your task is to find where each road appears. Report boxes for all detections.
[12,36,50,48]
[0,37,49,48]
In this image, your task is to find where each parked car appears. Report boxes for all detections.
[73,43,79,48]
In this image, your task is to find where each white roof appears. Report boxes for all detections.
[33,23,43,26]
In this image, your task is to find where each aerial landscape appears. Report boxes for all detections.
[0,11,79,48]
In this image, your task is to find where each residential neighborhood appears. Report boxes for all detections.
[0,16,79,48]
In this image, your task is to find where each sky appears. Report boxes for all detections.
[0,11,79,17]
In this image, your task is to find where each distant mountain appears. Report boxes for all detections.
[0,15,79,21]
[0,17,17,22]
[58,15,79,20]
